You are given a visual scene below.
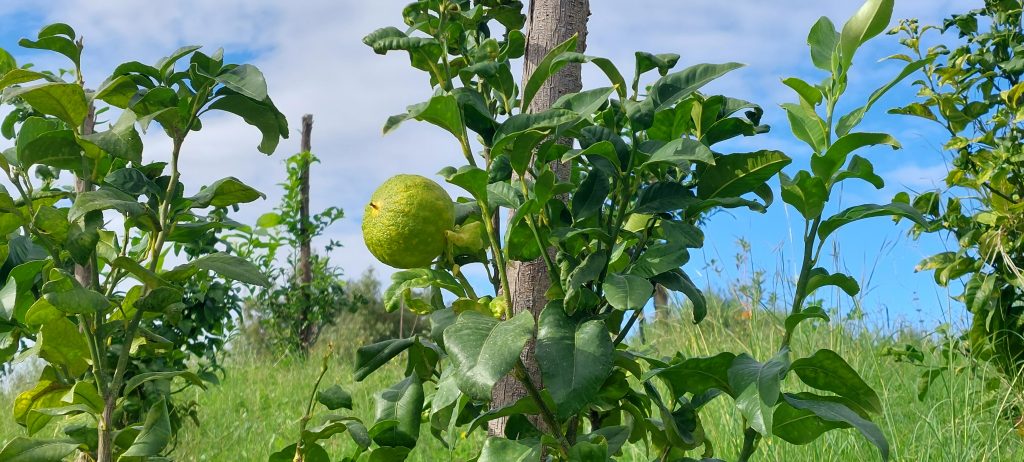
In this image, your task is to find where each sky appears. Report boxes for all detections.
[0,0,971,331]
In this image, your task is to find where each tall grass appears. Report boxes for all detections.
[2,297,1023,461]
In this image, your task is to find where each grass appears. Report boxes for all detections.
[3,298,1024,461]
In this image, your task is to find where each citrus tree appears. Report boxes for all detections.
[269,1,904,461]
[0,24,285,462]
[891,0,1024,419]
[243,150,354,353]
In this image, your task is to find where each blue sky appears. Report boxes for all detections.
[0,1,968,330]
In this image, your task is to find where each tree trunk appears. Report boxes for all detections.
[75,105,101,462]
[489,0,590,438]
[653,283,669,320]
[298,114,315,351]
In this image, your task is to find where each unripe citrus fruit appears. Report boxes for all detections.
[362,174,455,269]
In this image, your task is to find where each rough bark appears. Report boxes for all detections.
[298,114,316,351]
[74,104,97,287]
[488,0,591,438]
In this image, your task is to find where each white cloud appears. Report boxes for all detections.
[0,0,971,286]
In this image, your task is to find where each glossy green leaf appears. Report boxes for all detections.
[122,399,171,457]
[479,437,541,462]
[784,305,830,339]
[372,375,424,448]
[791,349,882,414]
[443,311,535,401]
[728,349,790,436]
[649,62,745,111]
[78,109,143,163]
[39,318,90,377]
[215,64,268,101]
[641,138,714,168]
[782,102,826,154]
[780,171,827,220]
[43,287,111,314]
[697,150,791,200]
[536,302,613,419]
[807,16,840,71]
[812,132,899,182]
[834,155,884,189]
[805,267,859,297]
[188,252,270,287]
[632,182,697,214]
[817,203,928,241]
[604,273,653,311]
[645,352,737,399]
[189,177,265,208]
[5,83,87,126]
[838,0,894,67]
[0,437,78,462]
[782,393,889,460]
[384,93,464,141]
[651,269,706,323]
[355,337,417,381]
[317,384,353,411]
[68,188,159,231]
[782,77,823,106]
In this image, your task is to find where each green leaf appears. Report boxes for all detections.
[383,269,464,313]
[188,252,269,287]
[123,371,206,396]
[604,273,653,311]
[632,182,697,214]
[571,168,610,221]
[817,203,928,241]
[651,269,706,323]
[39,318,90,377]
[372,375,424,448]
[189,177,265,208]
[69,188,159,231]
[834,155,884,189]
[215,64,268,101]
[807,16,840,71]
[122,399,171,457]
[94,75,139,109]
[303,416,369,448]
[355,337,417,381]
[697,150,791,200]
[522,35,579,111]
[781,393,889,460]
[728,349,790,436]
[111,256,167,289]
[805,267,860,297]
[5,83,88,126]
[784,305,830,339]
[18,34,79,68]
[207,94,288,154]
[366,447,411,462]
[782,102,827,154]
[812,132,900,182]
[440,165,488,201]
[0,437,78,462]
[43,287,111,314]
[384,94,464,141]
[645,352,737,399]
[78,110,143,163]
[479,437,541,462]
[443,311,535,401]
[641,138,715,168]
[835,58,930,136]
[317,384,353,411]
[649,62,745,111]
[536,302,613,419]
[19,130,84,172]
[839,0,894,67]
[782,77,823,106]
[791,349,882,414]
[780,171,827,220]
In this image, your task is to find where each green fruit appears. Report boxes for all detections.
[363,174,455,269]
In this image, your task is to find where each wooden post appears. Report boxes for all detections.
[298,114,315,351]
[490,0,591,439]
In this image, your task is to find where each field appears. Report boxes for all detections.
[5,298,1021,462]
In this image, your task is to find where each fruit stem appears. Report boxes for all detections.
[479,201,513,315]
